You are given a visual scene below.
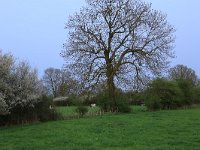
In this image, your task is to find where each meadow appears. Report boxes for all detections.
[1,106,200,150]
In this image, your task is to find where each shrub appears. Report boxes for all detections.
[145,95,161,111]
[115,92,132,113]
[36,95,63,122]
[116,101,132,113]
[8,106,37,124]
[176,78,193,105]
[0,95,64,126]
[0,94,9,115]
[95,90,131,113]
[0,51,42,125]
[145,78,184,110]
[1,95,40,125]
[125,91,144,105]
[0,115,9,126]
[82,96,96,106]
[75,106,88,117]
[191,87,200,104]
[96,92,113,112]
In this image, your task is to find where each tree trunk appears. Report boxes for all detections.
[106,61,117,112]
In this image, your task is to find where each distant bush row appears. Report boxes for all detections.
[52,92,132,113]
[144,78,200,110]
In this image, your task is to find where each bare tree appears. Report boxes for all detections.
[168,64,198,86]
[43,68,61,97]
[61,0,175,110]
[43,68,80,97]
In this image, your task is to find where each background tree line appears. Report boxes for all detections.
[1,51,200,125]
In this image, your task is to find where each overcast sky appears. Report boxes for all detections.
[0,0,200,77]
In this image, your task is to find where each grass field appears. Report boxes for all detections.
[1,106,200,150]
[56,106,101,117]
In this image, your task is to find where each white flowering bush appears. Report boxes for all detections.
[0,51,42,124]
[0,94,9,115]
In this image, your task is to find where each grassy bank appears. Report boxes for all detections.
[1,107,200,150]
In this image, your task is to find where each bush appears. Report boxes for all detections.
[145,95,161,111]
[125,91,144,105]
[176,78,193,105]
[36,95,63,122]
[191,87,200,104]
[1,95,40,125]
[95,90,131,113]
[115,91,132,113]
[145,78,184,110]
[0,115,9,126]
[96,92,113,112]
[116,100,132,113]
[75,106,88,117]
[82,96,96,106]
[0,94,9,116]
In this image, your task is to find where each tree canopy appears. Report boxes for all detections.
[168,64,198,86]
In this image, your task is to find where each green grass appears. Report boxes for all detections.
[1,107,200,150]
[56,106,77,115]
[56,106,100,117]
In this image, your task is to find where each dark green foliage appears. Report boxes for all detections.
[145,78,200,111]
[191,87,200,104]
[95,90,131,113]
[125,91,144,105]
[0,95,63,126]
[8,106,38,124]
[53,100,68,106]
[115,91,132,113]
[96,92,113,112]
[0,106,38,126]
[145,78,184,110]
[75,106,88,117]
[0,101,40,126]
[145,95,161,111]
[0,115,8,126]
[36,95,63,122]
[116,100,132,113]
[82,97,96,106]
[176,78,193,105]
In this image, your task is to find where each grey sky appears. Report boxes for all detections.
[0,0,200,77]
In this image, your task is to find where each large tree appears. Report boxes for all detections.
[62,0,175,111]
